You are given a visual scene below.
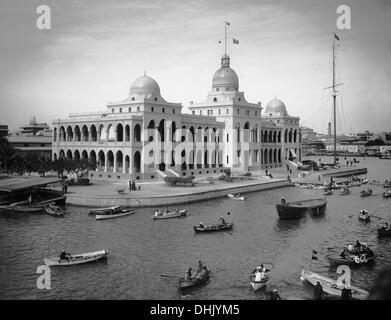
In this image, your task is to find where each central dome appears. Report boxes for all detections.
[130,75,161,95]
[212,54,239,91]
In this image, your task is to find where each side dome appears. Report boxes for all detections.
[130,75,161,96]
[265,98,287,116]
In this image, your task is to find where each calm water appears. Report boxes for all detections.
[0,156,390,300]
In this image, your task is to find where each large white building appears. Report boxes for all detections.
[52,53,301,181]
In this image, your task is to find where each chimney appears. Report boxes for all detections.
[328,122,332,137]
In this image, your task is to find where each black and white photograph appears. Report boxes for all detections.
[0,0,390,312]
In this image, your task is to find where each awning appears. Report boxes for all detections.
[290,149,297,158]
[0,176,62,192]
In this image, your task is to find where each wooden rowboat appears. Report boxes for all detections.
[328,254,375,266]
[96,209,135,220]
[378,227,391,238]
[44,249,109,266]
[227,193,245,201]
[360,189,372,197]
[249,263,273,291]
[193,222,234,233]
[0,204,44,213]
[152,209,187,220]
[339,188,351,195]
[179,269,210,290]
[383,191,391,198]
[89,205,121,215]
[300,269,369,300]
[45,203,64,217]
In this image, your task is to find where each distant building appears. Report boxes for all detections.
[0,124,8,138]
[325,144,365,154]
[8,118,52,162]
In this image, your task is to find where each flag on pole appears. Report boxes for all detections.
[334,33,340,41]
[233,38,239,44]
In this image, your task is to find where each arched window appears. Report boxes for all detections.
[134,124,141,142]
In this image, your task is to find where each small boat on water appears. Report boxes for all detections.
[0,201,44,213]
[383,190,391,198]
[179,269,210,290]
[369,180,383,186]
[378,226,391,238]
[339,188,351,195]
[276,198,327,220]
[300,269,369,300]
[89,205,121,215]
[227,193,245,201]
[43,249,109,266]
[194,222,234,233]
[96,208,135,220]
[323,189,334,196]
[360,189,373,197]
[45,203,64,217]
[152,209,187,220]
[249,263,273,291]
[384,181,391,188]
[358,210,370,222]
[328,244,375,267]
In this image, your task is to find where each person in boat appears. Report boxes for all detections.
[60,250,71,261]
[340,248,348,258]
[281,198,286,206]
[313,281,323,300]
[28,195,32,205]
[270,289,281,300]
[185,267,193,280]
[217,216,226,225]
[347,243,354,252]
[195,265,207,279]
[199,221,205,229]
[341,286,352,300]
[355,240,362,250]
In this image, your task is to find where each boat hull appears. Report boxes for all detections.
[328,255,375,266]
[96,210,135,220]
[179,270,210,290]
[193,222,234,233]
[89,206,121,215]
[45,205,64,217]
[276,198,327,220]
[378,228,391,237]
[44,250,109,266]
[152,209,187,220]
[300,270,368,300]
[0,205,44,213]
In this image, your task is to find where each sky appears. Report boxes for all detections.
[0,0,390,134]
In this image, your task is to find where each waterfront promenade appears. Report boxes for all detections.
[66,174,290,207]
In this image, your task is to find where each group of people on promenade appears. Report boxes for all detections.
[128,179,140,191]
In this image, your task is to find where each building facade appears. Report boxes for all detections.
[52,54,301,180]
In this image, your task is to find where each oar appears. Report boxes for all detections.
[160,274,178,279]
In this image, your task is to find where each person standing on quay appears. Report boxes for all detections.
[128,179,132,192]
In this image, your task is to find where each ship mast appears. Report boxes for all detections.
[332,40,337,165]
